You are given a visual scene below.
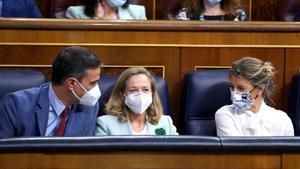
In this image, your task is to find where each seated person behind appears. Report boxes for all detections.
[215,57,294,136]
[66,0,146,20]
[95,67,178,135]
[0,0,42,18]
[0,46,102,138]
[176,0,246,21]
[294,10,300,21]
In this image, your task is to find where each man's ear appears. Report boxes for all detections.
[65,77,76,90]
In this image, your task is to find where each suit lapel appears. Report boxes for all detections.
[64,105,78,136]
[121,120,130,134]
[35,84,50,136]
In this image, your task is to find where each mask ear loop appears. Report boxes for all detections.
[249,86,257,94]
[248,86,259,100]
[73,79,89,93]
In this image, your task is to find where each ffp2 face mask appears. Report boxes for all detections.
[72,80,101,106]
[125,92,152,114]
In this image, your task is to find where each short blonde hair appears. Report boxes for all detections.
[229,57,276,99]
[105,67,163,125]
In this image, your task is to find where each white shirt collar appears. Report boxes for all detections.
[49,83,66,116]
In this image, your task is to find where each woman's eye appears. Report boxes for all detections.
[238,88,247,92]
[129,89,138,94]
[143,88,151,93]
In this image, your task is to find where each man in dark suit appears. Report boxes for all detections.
[0,0,42,18]
[0,46,102,138]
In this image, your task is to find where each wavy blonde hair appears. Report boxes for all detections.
[105,67,163,125]
[182,0,240,20]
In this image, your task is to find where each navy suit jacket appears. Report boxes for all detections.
[2,0,42,18]
[0,83,99,138]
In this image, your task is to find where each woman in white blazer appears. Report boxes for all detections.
[66,0,147,20]
[95,67,178,135]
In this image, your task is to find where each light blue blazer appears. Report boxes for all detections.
[66,4,146,20]
[95,115,178,135]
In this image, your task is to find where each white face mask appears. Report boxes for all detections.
[72,80,101,106]
[125,92,152,114]
[106,0,126,7]
[208,0,221,5]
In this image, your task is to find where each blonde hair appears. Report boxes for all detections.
[105,67,163,125]
[229,57,276,100]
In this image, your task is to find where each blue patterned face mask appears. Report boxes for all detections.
[231,89,255,112]
[207,0,221,5]
[106,0,126,7]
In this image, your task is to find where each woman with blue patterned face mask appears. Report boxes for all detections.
[176,0,246,21]
[215,57,294,137]
[66,0,147,20]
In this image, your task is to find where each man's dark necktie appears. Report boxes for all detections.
[55,107,69,136]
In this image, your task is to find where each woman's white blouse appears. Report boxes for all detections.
[215,101,294,136]
[130,125,148,135]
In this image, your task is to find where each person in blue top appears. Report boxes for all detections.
[95,67,178,135]
[0,0,42,18]
[0,46,102,138]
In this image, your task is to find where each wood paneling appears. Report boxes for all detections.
[154,0,164,19]
[285,49,300,110]
[0,152,280,169]
[139,0,154,19]
[1,20,300,47]
[35,0,51,18]
[282,153,300,169]
[251,0,279,21]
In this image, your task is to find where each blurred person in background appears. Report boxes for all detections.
[176,0,246,21]
[294,10,300,21]
[66,0,146,20]
[0,0,42,18]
